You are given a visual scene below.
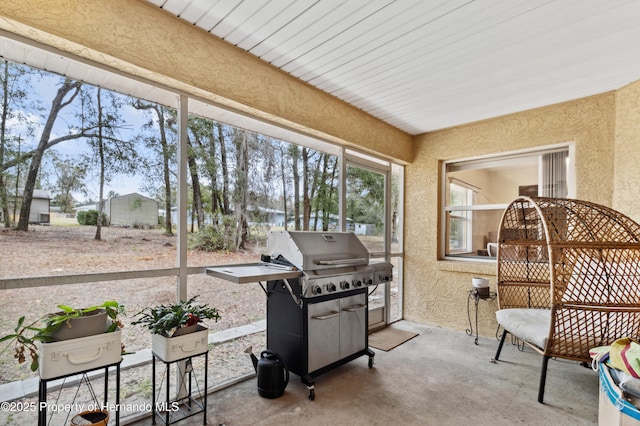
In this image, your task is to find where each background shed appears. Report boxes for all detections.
[105,193,158,227]
[6,189,50,224]
[30,190,51,224]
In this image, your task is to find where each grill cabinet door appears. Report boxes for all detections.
[307,299,340,372]
[339,292,367,358]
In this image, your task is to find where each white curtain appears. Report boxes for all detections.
[540,151,568,198]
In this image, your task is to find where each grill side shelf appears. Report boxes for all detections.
[205,263,302,284]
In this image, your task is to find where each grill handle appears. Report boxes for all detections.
[311,311,339,320]
[317,258,367,265]
[342,304,366,312]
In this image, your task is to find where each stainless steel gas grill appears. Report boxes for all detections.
[207,231,393,400]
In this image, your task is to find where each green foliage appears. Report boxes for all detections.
[131,296,220,337]
[77,210,86,224]
[49,153,88,213]
[0,301,125,372]
[77,209,107,226]
[188,217,236,252]
[346,166,385,231]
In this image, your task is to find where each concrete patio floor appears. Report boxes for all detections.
[129,320,599,425]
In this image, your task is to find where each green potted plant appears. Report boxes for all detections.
[132,296,220,362]
[0,301,125,376]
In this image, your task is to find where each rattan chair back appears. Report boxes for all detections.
[497,196,640,362]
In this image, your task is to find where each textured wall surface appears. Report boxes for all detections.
[613,80,640,219]
[404,94,617,334]
[0,0,413,163]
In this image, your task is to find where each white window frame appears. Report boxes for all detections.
[440,143,575,261]
[447,182,474,254]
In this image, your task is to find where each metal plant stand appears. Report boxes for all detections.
[152,352,208,425]
[466,289,497,345]
[38,361,121,426]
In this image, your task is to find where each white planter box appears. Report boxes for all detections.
[152,325,209,362]
[39,330,122,379]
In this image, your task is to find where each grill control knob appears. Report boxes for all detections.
[367,278,373,285]
[312,285,322,295]
[352,279,362,288]
[327,283,337,292]
[340,280,350,290]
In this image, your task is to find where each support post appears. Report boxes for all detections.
[176,94,188,303]
[176,94,189,399]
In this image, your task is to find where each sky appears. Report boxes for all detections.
[10,72,156,203]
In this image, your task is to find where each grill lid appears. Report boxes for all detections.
[267,231,370,271]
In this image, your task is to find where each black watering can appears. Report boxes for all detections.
[245,346,289,398]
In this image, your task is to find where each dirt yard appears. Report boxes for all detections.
[0,224,268,385]
[0,224,401,424]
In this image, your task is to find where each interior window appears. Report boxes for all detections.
[442,146,573,260]
[448,183,473,254]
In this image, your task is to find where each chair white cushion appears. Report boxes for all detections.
[496,308,552,349]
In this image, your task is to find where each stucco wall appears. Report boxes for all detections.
[0,0,413,163]
[404,94,617,334]
[613,80,640,220]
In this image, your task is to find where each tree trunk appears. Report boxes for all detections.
[280,145,288,230]
[234,129,249,250]
[11,137,21,224]
[291,146,300,230]
[95,87,105,241]
[210,128,217,217]
[302,148,310,231]
[326,156,338,230]
[17,79,82,231]
[218,123,230,215]
[155,106,173,236]
[0,61,9,227]
[314,154,329,231]
[187,138,204,230]
[208,123,220,222]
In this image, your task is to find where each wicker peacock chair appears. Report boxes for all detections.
[493,197,640,403]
